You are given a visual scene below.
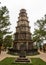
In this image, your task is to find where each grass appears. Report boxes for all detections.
[31,58,46,65]
[0,57,32,65]
[0,57,46,65]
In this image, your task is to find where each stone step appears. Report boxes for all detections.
[15,57,30,62]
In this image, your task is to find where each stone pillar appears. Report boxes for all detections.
[26,42,28,50]
[17,43,20,50]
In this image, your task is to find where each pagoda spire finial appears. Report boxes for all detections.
[20,9,26,13]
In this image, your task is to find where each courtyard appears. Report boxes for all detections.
[0,0,46,65]
[0,50,46,65]
[0,57,46,65]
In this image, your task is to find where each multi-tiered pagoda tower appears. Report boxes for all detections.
[13,9,33,51]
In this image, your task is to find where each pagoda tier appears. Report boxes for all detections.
[14,9,33,50]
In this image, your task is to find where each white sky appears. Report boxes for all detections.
[0,0,46,34]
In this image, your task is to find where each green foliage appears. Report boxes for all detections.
[0,38,3,46]
[4,35,13,48]
[33,15,46,46]
[0,6,12,46]
[0,6,11,35]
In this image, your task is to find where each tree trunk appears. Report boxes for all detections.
[0,46,1,54]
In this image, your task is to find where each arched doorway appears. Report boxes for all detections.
[20,42,26,50]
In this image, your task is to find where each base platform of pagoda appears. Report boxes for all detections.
[14,57,32,63]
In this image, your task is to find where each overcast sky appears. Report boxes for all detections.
[0,0,46,34]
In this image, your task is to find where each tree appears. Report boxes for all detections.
[0,6,11,54]
[33,15,46,49]
[4,35,13,50]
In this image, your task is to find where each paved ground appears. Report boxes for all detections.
[0,51,18,61]
[0,50,46,62]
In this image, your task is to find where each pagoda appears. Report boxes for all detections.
[13,9,33,51]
